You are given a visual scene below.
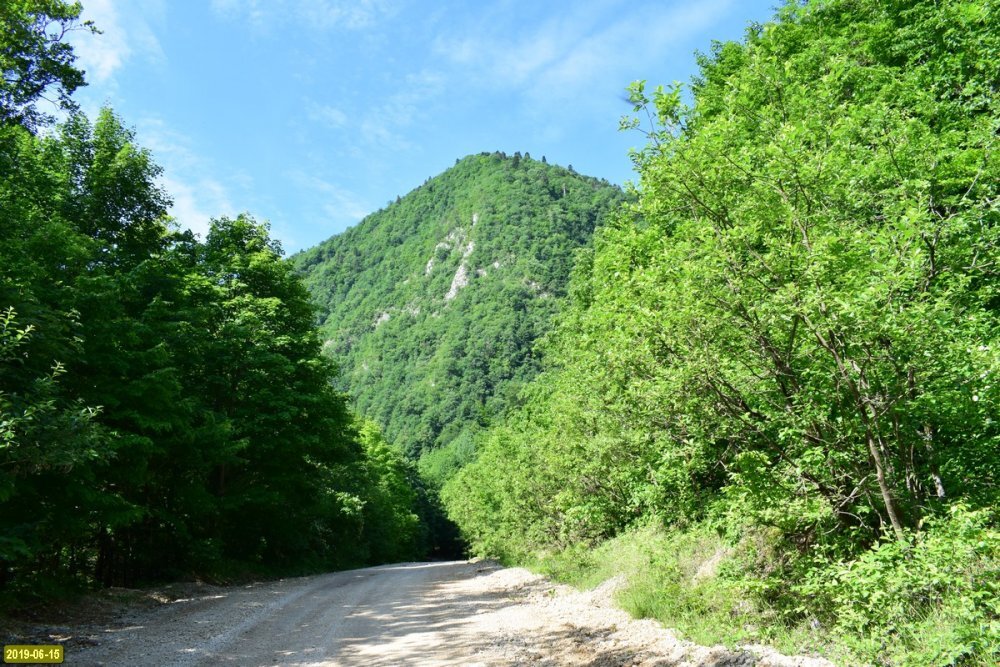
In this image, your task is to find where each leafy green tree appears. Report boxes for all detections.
[353,420,422,563]
[197,215,370,570]
[0,102,431,593]
[0,104,110,591]
[453,0,998,552]
[0,0,93,128]
[0,307,105,588]
[0,0,432,594]
[617,0,998,543]
[445,1,999,661]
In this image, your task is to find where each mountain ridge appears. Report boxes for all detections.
[291,151,626,460]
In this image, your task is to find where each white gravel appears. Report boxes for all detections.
[61,561,835,666]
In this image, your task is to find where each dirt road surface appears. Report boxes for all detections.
[52,561,832,666]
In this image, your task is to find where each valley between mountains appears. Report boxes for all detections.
[4,2,998,665]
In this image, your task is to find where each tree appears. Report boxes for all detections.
[0,102,111,592]
[445,0,999,586]
[0,4,433,593]
[197,215,369,569]
[353,420,422,563]
[0,0,94,128]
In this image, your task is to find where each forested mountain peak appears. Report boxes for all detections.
[291,152,625,460]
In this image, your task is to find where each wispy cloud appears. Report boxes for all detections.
[71,0,129,83]
[209,0,268,29]
[306,102,349,129]
[211,0,395,31]
[136,118,236,240]
[303,69,443,153]
[70,0,165,86]
[161,174,232,240]
[299,0,395,30]
[140,118,307,250]
[434,0,733,102]
[291,172,371,226]
[361,69,445,150]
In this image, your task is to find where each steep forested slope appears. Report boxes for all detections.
[444,1,999,664]
[291,154,625,460]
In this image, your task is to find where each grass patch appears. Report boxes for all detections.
[526,510,999,666]
[530,523,769,647]
[527,522,840,660]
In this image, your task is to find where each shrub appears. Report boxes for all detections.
[796,505,999,665]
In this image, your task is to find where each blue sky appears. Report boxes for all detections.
[68,0,777,253]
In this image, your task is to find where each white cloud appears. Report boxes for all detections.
[70,0,165,85]
[292,172,371,224]
[211,0,395,31]
[434,0,733,102]
[71,0,130,83]
[306,102,349,128]
[359,69,444,150]
[135,118,236,240]
[134,118,305,250]
[210,0,268,29]
[299,0,394,30]
[209,0,242,13]
[161,174,231,240]
[359,117,405,149]
[137,118,201,171]
[303,69,443,153]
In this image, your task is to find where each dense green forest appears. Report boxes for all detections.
[291,154,624,472]
[4,0,999,664]
[443,0,999,664]
[1,1,423,599]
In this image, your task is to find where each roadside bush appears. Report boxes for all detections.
[796,505,999,665]
[534,523,762,647]
[616,525,754,646]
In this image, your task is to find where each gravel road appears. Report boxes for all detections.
[58,560,833,666]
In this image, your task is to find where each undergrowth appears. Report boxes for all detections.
[528,509,999,666]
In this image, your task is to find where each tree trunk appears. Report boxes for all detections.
[866,428,906,541]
